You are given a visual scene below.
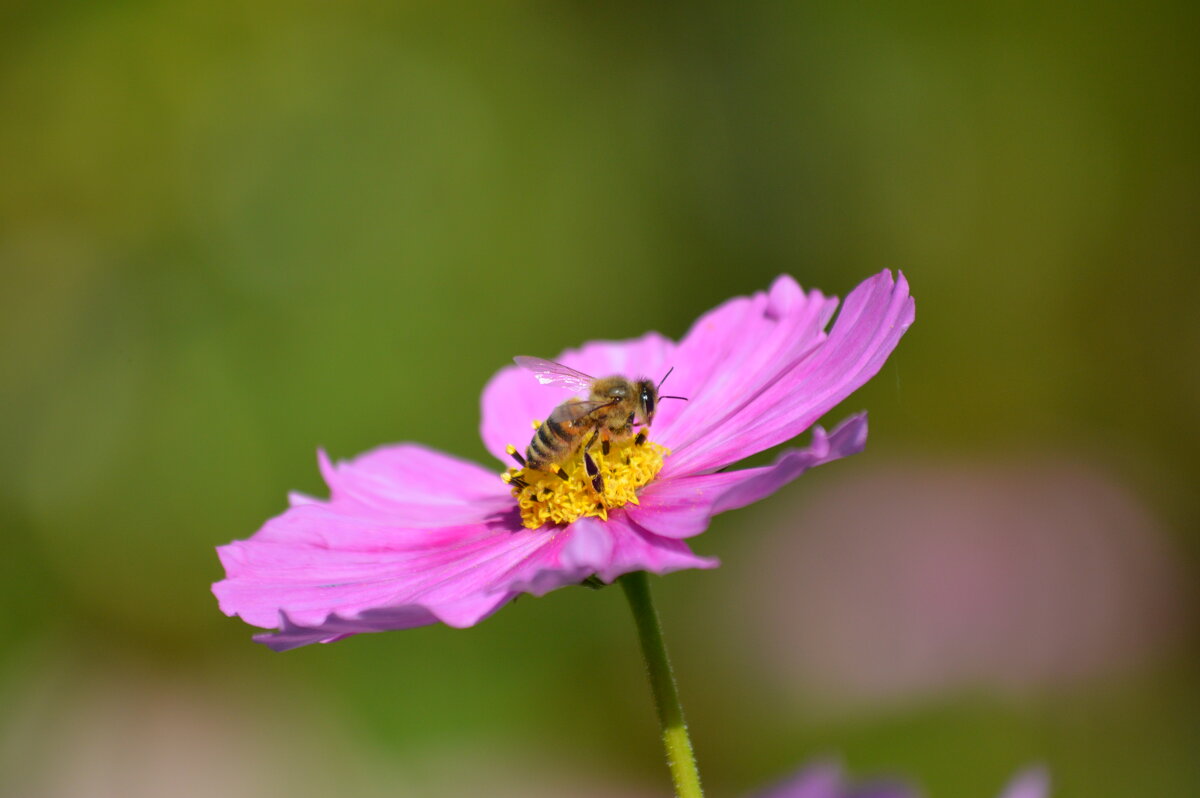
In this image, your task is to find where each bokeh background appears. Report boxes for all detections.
[2,2,1197,796]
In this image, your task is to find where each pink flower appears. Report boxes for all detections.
[213,271,914,650]
[746,459,1188,701]
[750,761,912,798]
[753,762,1048,798]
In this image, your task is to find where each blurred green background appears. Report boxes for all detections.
[2,1,1197,796]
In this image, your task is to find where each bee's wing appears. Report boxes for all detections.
[556,398,619,421]
[514,356,596,392]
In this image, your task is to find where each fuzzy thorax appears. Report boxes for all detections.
[502,427,668,529]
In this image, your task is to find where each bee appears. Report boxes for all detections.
[508,356,686,494]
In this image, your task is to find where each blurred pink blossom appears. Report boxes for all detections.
[747,458,1188,701]
[0,651,660,798]
[752,760,1047,798]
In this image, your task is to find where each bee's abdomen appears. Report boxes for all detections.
[526,415,571,469]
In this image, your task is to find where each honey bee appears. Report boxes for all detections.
[508,356,686,493]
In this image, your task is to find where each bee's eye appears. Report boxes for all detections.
[643,388,655,416]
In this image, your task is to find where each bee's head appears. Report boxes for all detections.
[635,379,658,426]
[644,367,688,427]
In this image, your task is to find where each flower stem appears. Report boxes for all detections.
[618,570,704,798]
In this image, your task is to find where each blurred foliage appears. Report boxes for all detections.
[1,0,1197,796]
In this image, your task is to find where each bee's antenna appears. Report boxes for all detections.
[656,366,675,392]
[660,395,688,402]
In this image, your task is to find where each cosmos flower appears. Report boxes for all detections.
[213,270,914,650]
[752,762,1048,798]
[750,761,912,798]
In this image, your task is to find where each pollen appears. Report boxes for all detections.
[502,431,668,529]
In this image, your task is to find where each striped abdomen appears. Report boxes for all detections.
[525,401,590,470]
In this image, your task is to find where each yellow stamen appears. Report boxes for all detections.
[501,429,668,530]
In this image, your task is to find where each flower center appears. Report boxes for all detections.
[502,424,668,529]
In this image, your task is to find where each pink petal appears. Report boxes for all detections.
[479,332,676,467]
[654,275,838,456]
[751,761,915,798]
[588,514,720,583]
[750,762,846,798]
[660,270,913,477]
[317,443,512,525]
[214,502,559,648]
[505,514,720,593]
[628,414,868,539]
[254,599,511,651]
[213,444,567,649]
[287,490,320,506]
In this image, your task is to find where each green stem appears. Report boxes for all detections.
[618,570,704,798]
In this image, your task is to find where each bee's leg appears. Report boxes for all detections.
[634,429,647,447]
[600,429,611,456]
[583,451,605,494]
[583,427,600,452]
[505,444,527,468]
[501,472,529,490]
